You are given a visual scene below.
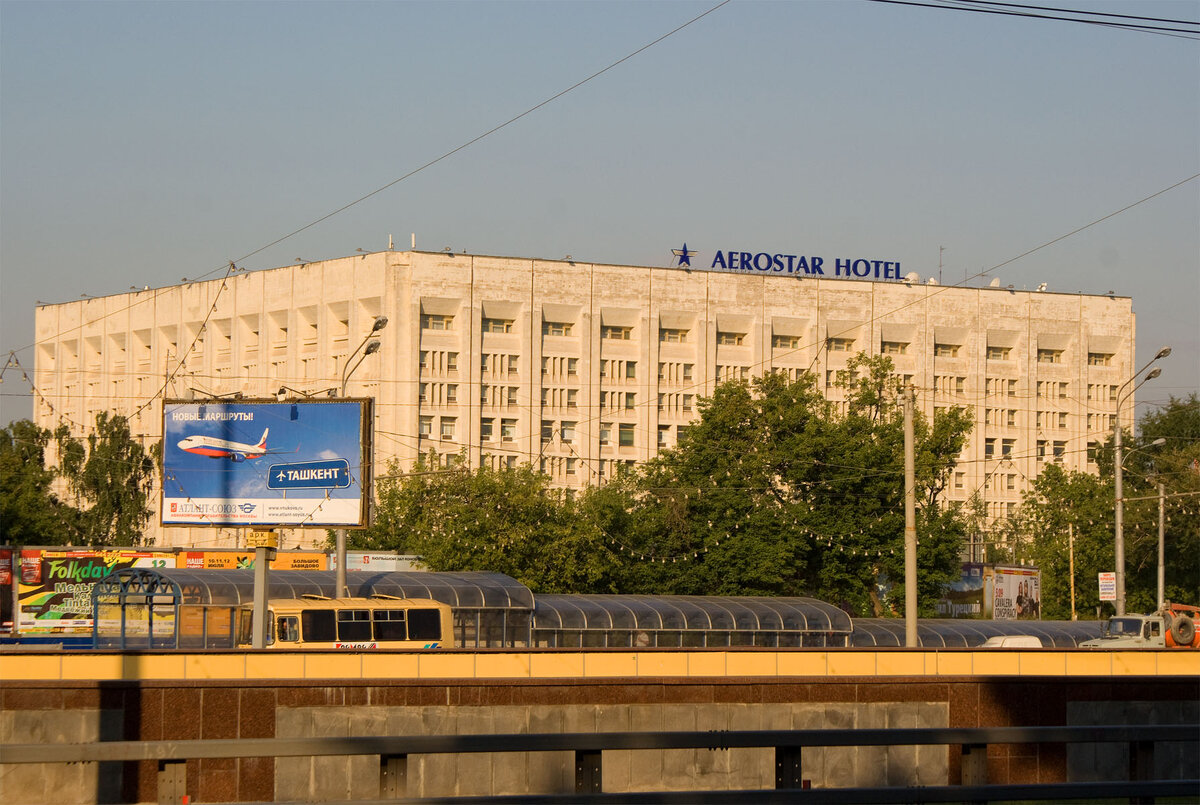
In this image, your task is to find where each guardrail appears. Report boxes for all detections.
[4,724,1197,803]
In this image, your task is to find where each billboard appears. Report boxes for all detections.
[936,563,1041,620]
[17,548,174,635]
[161,399,372,527]
[176,550,327,570]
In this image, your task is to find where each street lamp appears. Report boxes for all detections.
[335,315,388,598]
[1113,346,1170,615]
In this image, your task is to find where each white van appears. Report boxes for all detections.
[980,635,1042,648]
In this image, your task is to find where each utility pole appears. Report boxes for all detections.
[1157,482,1165,610]
[1068,522,1077,621]
[904,385,917,648]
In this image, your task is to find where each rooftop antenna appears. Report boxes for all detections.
[388,234,394,251]
[938,246,944,285]
[411,233,416,250]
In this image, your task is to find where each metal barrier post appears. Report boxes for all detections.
[379,754,407,798]
[775,746,804,789]
[1130,740,1154,805]
[157,759,187,805]
[575,750,602,793]
[961,743,988,786]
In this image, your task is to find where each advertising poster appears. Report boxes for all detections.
[177,550,328,571]
[986,565,1042,620]
[935,563,986,618]
[161,399,371,528]
[1,548,13,635]
[336,552,426,573]
[17,548,174,634]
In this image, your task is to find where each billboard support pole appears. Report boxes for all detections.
[904,385,918,648]
[250,536,276,649]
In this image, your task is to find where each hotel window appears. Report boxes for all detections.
[1087,441,1099,463]
[987,346,1011,360]
[683,394,693,411]
[440,417,456,441]
[1058,382,1068,399]
[419,350,429,370]
[1006,474,1016,491]
[565,457,577,476]
[955,377,966,395]
[482,318,514,334]
[658,425,670,447]
[480,353,492,373]
[773,334,800,350]
[1052,441,1066,462]
[561,421,576,444]
[419,416,432,437]
[1006,409,1017,427]
[418,383,428,403]
[1001,438,1015,457]
[1037,348,1062,364]
[625,361,637,379]
[599,422,612,445]
[827,337,854,352]
[480,418,494,441]
[566,389,578,408]
[660,328,689,344]
[500,418,516,442]
[446,384,458,404]
[567,357,578,376]
[1058,412,1068,428]
[541,420,554,443]
[717,331,745,346]
[542,321,572,337]
[602,325,632,341]
[954,472,965,490]
[934,343,960,358]
[1007,379,1018,397]
[881,341,908,355]
[421,314,452,331]
[618,423,635,446]
[1088,352,1112,366]
[506,386,518,406]
[683,364,693,381]
[624,393,636,410]
[446,352,458,372]
[985,438,996,458]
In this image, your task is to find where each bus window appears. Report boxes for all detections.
[302,609,336,642]
[408,609,442,641]
[277,616,300,643]
[374,609,407,641]
[338,609,372,642]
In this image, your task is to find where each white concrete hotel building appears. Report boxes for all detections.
[33,249,1136,551]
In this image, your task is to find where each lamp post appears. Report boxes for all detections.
[1113,346,1170,615]
[335,315,388,599]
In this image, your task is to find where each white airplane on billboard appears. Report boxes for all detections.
[177,428,272,462]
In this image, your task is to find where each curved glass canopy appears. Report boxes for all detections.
[851,618,1106,648]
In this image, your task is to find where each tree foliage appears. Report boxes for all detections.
[351,453,620,593]
[54,412,157,546]
[0,419,82,545]
[358,356,973,615]
[1011,394,1200,614]
[608,355,972,615]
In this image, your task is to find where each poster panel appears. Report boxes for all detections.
[0,548,13,635]
[161,399,371,527]
[17,548,174,635]
[987,565,1042,620]
[176,550,328,571]
[336,552,426,573]
[935,563,986,618]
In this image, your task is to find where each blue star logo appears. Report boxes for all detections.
[672,243,695,267]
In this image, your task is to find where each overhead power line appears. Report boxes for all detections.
[867,0,1200,37]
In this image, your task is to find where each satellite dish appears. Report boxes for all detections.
[989,277,1001,287]
[927,277,939,285]
[904,272,920,284]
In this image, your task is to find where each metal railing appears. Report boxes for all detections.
[4,724,1197,803]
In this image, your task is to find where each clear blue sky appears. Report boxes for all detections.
[2,0,1196,426]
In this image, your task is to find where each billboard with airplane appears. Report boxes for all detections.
[161,399,373,527]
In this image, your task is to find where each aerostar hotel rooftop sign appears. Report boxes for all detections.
[672,243,905,281]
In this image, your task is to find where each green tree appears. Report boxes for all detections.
[352,452,621,593]
[54,412,158,546]
[611,355,973,615]
[0,419,83,545]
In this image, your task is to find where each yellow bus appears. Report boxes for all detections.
[235,594,453,649]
